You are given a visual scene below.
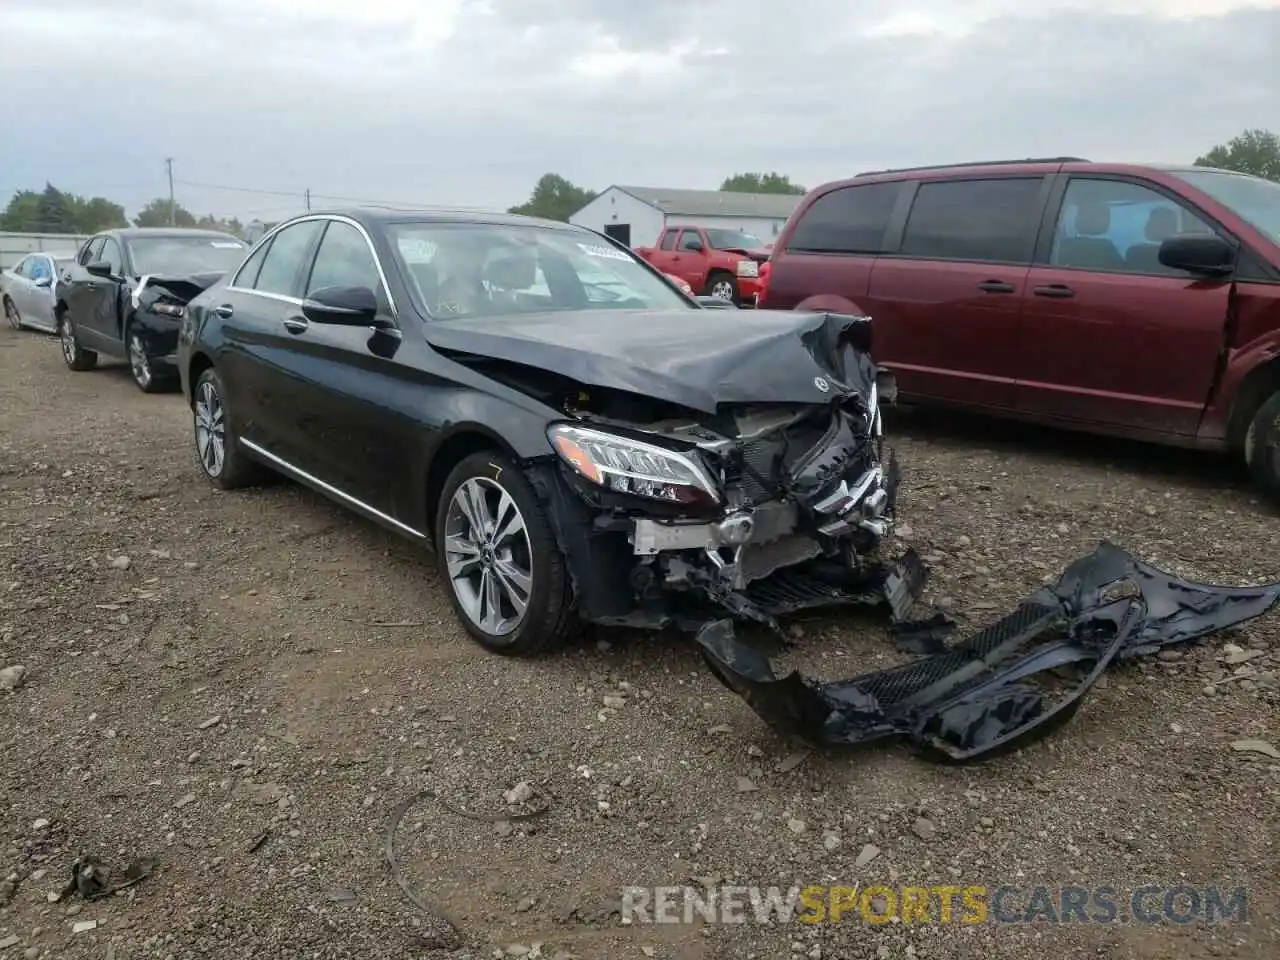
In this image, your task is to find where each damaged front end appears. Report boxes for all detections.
[527,312,918,631]
[695,542,1280,761]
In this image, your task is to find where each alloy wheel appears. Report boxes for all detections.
[4,300,19,330]
[60,318,77,364]
[194,380,226,478]
[129,334,152,389]
[443,477,533,637]
[711,279,735,301]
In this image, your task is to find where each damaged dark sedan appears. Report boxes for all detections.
[176,210,902,655]
[58,228,249,391]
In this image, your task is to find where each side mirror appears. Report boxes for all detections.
[85,261,115,279]
[1158,234,1235,277]
[34,276,53,288]
[301,285,387,326]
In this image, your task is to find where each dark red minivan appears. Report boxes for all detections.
[759,158,1280,496]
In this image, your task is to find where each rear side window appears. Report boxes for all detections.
[659,230,677,250]
[785,182,900,254]
[252,220,324,297]
[900,178,1043,263]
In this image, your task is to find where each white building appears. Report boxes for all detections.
[569,185,804,249]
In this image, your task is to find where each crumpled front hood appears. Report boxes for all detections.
[424,308,874,414]
[130,271,226,308]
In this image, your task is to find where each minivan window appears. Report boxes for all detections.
[785,182,899,254]
[1050,178,1215,275]
[1172,169,1280,245]
[900,178,1043,263]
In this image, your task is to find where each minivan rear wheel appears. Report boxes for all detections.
[1244,391,1280,501]
[435,452,577,656]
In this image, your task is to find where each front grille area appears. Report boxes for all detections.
[725,411,871,507]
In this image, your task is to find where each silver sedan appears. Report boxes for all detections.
[2,252,77,333]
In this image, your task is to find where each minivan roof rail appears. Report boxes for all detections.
[854,157,1090,177]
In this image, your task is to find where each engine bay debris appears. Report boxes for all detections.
[695,542,1280,761]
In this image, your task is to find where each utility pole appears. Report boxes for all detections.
[165,157,175,226]
[305,188,311,211]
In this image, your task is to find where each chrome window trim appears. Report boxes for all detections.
[226,214,399,321]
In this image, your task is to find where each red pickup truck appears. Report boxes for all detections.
[636,226,771,304]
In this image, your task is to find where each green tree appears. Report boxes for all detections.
[719,172,806,195]
[0,189,42,231]
[65,194,128,233]
[508,173,597,222]
[34,184,77,233]
[1194,129,1280,182]
[134,197,196,228]
[195,214,245,235]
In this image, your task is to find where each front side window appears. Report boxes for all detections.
[306,221,383,296]
[785,181,900,255]
[900,178,1043,263]
[28,257,52,281]
[128,235,247,276]
[252,220,324,296]
[1171,169,1280,245]
[678,231,704,251]
[704,228,766,250]
[99,237,124,274]
[390,222,693,320]
[80,237,104,266]
[1050,178,1216,275]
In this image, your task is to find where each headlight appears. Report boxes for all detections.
[736,260,759,278]
[548,424,721,506]
[150,303,185,317]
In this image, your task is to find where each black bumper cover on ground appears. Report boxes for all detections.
[695,542,1280,762]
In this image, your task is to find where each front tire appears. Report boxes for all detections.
[705,271,737,303]
[58,313,97,371]
[435,452,577,656]
[127,324,169,393]
[1244,391,1280,501]
[192,366,268,489]
[4,298,21,330]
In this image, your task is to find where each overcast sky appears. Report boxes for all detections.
[2,0,1276,221]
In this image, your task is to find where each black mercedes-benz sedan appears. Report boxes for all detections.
[177,209,901,655]
[57,228,249,392]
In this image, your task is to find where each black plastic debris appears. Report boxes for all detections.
[889,612,958,655]
[696,542,1280,762]
[57,854,154,901]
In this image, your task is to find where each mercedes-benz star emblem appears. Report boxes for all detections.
[813,376,830,393]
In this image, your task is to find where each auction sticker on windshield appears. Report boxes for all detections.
[577,242,631,261]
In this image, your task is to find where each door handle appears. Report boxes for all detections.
[212,303,234,318]
[1033,284,1075,299]
[976,280,1015,294]
[283,316,309,334]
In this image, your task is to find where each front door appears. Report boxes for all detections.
[63,237,104,340]
[84,235,127,352]
[1015,176,1231,437]
[863,176,1049,409]
[674,229,709,290]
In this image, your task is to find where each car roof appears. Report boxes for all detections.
[102,227,245,241]
[288,207,589,233]
[813,158,1228,192]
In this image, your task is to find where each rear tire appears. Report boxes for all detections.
[58,313,97,370]
[192,366,269,490]
[705,271,737,303]
[1244,391,1280,501]
[435,451,577,656]
[4,297,21,330]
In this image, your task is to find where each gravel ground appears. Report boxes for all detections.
[0,325,1277,960]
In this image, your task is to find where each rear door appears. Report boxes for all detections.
[863,176,1050,409]
[212,218,326,462]
[1016,175,1231,436]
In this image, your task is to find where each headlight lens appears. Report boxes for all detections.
[548,424,721,506]
[150,303,185,317]
[736,260,759,278]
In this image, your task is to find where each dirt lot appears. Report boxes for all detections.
[0,325,1277,960]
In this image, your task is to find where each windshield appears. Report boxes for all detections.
[390,222,693,319]
[704,228,765,250]
[127,235,248,276]
[1172,170,1280,244]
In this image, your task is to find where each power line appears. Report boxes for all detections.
[172,177,502,213]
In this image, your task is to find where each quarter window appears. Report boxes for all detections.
[785,182,900,254]
[900,178,1043,263]
[232,240,271,289]
[12,256,33,278]
[305,221,383,297]
[1050,178,1217,275]
[252,220,324,297]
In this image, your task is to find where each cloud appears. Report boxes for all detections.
[0,0,1275,219]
